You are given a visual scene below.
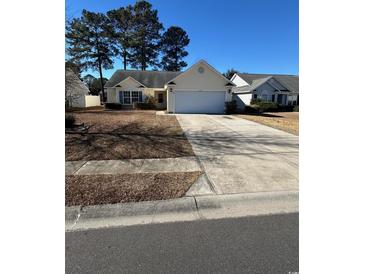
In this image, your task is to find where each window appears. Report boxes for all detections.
[123,91,131,104]
[158,93,163,103]
[253,94,257,99]
[262,94,268,101]
[122,91,142,105]
[132,91,139,103]
[288,95,298,106]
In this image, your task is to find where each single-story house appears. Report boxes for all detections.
[230,73,299,110]
[65,68,101,108]
[105,60,234,114]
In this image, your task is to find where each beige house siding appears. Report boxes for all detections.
[172,62,228,91]
[106,81,167,109]
[106,88,117,103]
[167,61,231,112]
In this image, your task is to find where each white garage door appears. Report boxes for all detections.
[174,91,226,114]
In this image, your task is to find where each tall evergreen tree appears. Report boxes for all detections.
[89,77,109,95]
[82,74,96,89]
[107,6,134,70]
[159,26,190,71]
[223,68,239,80]
[65,10,115,101]
[129,1,163,70]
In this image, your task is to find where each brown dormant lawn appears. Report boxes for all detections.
[65,172,202,206]
[65,110,195,161]
[235,112,299,135]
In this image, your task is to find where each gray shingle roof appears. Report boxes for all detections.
[237,73,299,93]
[250,76,273,90]
[65,68,90,96]
[105,70,182,88]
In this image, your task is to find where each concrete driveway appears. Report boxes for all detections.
[176,115,298,194]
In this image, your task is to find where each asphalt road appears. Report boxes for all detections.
[66,213,299,274]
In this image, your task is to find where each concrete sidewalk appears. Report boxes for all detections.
[65,156,201,175]
[66,190,298,231]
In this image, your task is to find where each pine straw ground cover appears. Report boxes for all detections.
[65,172,202,206]
[235,112,299,135]
[65,110,195,161]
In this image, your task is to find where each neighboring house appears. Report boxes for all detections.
[231,73,299,110]
[65,68,101,108]
[105,60,234,114]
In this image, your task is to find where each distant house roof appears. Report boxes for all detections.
[65,68,90,96]
[105,70,182,88]
[236,73,299,93]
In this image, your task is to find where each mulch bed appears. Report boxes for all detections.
[65,111,195,161]
[65,172,202,206]
[66,106,105,113]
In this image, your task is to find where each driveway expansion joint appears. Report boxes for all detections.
[67,156,201,176]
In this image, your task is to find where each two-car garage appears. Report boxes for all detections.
[173,90,226,114]
[166,60,233,114]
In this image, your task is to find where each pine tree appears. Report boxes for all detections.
[82,74,96,89]
[66,10,115,101]
[89,77,109,95]
[107,6,134,70]
[159,26,190,71]
[129,1,163,70]
[223,68,239,80]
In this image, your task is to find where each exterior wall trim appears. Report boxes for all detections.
[112,76,147,88]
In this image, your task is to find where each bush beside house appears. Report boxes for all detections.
[105,103,123,110]
[105,95,158,110]
[225,100,237,114]
[65,115,75,128]
[250,99,278,113]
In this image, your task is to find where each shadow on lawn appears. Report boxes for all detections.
[241,113,284,118]
[65,121,194,161]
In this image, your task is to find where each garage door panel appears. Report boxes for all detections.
[175,91,226,114]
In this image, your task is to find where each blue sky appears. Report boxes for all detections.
[66,0,298,79]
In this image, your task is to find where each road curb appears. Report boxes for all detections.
[66,191,298,232]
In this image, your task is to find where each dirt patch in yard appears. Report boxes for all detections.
[65,172,202,206]
[65,111,194,160]
[235,112,299,135]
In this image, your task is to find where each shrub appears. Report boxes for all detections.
[293,105,299,112]
[250,98,263,105]
[243,105,259,114]
[251,101,278,113]
[144,95,156,105]
[65,115,75,128]
[105,103,122,110]
[134,102,156,110]
[225,100,237,114]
